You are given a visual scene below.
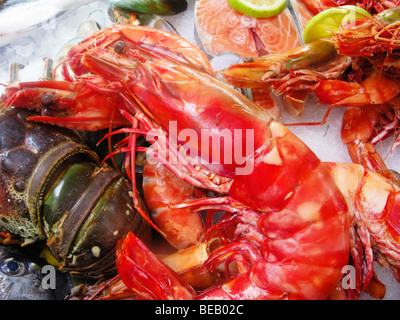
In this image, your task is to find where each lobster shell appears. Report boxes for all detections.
[0,108,151,278]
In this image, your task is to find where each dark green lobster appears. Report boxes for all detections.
[0,107,150,278]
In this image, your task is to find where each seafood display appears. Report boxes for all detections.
[0,0,400,301]
[222,7,400,174]
[2,22,351,300]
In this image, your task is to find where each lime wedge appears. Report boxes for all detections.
[227,0,287,18]
[303,5,371,43]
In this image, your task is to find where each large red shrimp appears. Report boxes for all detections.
[84,162,400,300]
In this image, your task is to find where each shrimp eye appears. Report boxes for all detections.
[41,93,55,107]
[113,40,126,54]
[1,259,26,276]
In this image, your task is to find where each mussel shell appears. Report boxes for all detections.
[108,5,180,34]
[136,13,179,33]
[108,0,188,15]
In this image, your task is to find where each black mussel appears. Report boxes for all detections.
[108,4,180,34]
[108,0,187,15]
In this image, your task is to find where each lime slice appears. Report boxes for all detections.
[227,0,287,18]
[303,5,371,43]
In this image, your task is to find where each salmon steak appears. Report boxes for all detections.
[195,0,302,58]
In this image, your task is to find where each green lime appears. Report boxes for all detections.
[227,0,287,18]
[303,5,371,43]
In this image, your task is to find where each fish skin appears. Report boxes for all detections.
[0,244,55,300]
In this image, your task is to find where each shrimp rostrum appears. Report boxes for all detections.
[222,7,400,174]
[2,24,350,299]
